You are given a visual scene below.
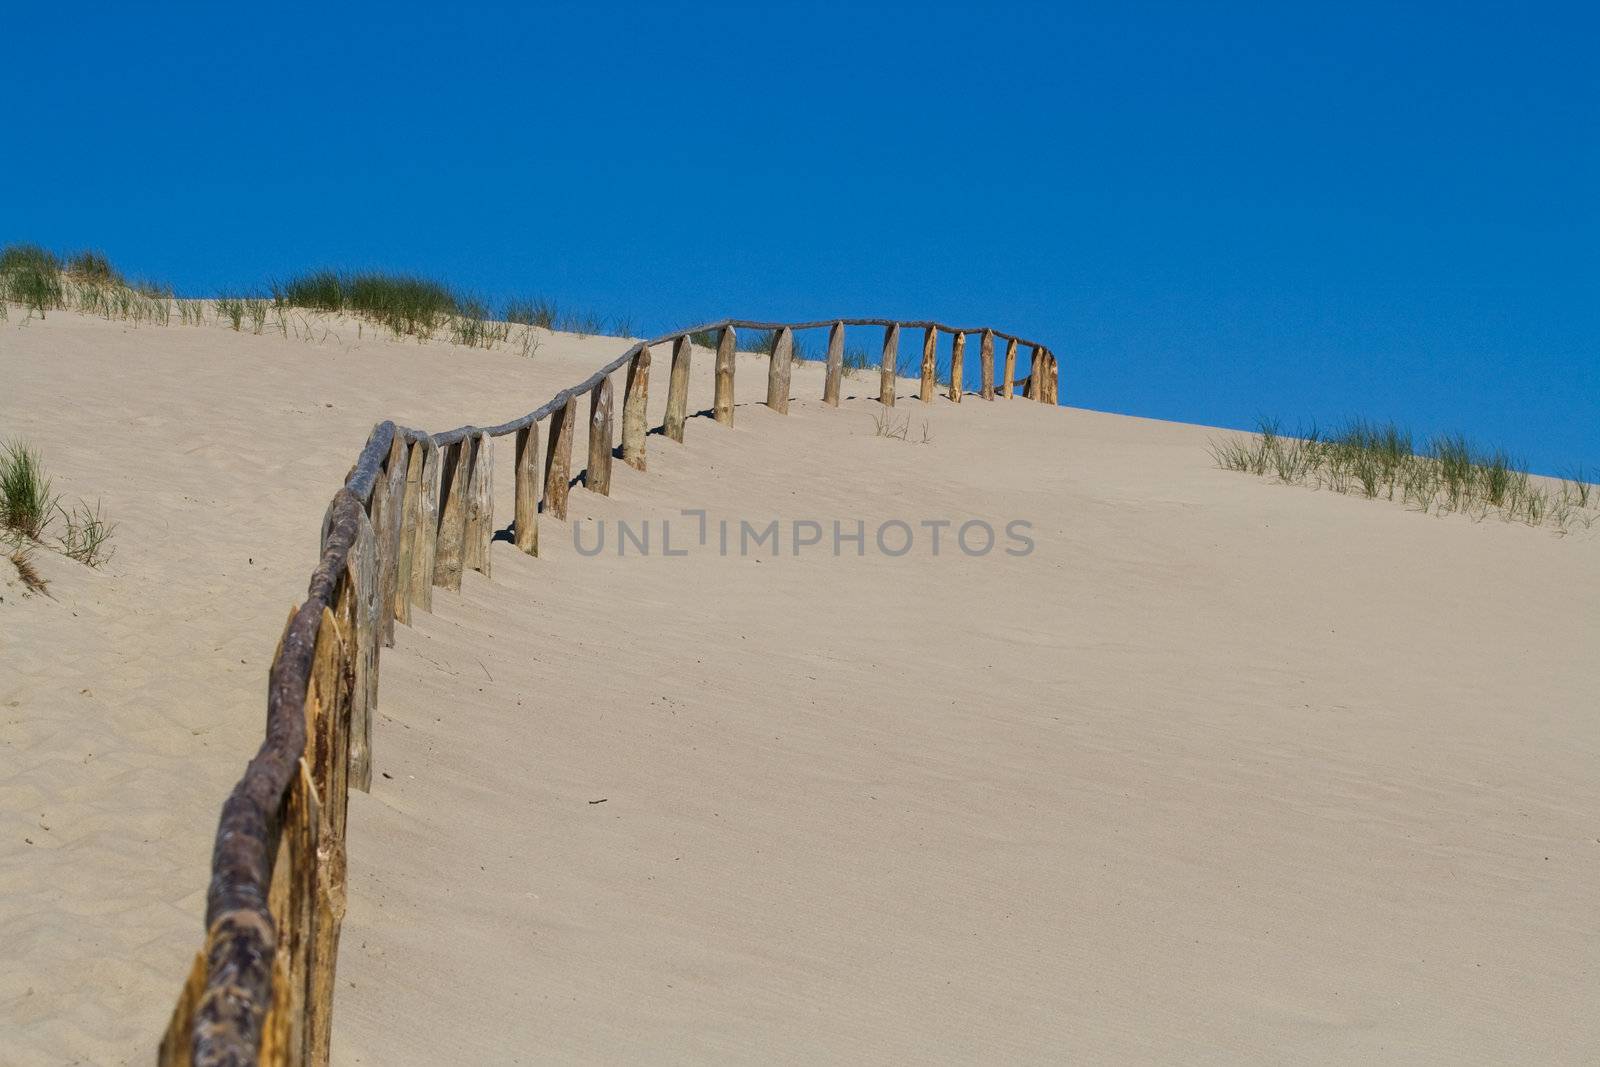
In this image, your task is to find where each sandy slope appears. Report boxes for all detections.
[2,310,1596,1064]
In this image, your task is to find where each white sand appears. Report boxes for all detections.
[2,310,1596,1064]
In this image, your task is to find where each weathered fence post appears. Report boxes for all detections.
[665,336,692,442]
[410,439,440,608]
[920,327,937,404]
[376,436,408,645]
[395,438,422,625]
[306,606,354,1067]
[433,437,470,591]
[1002,337,1018,399]
[823,321,844,407]
[948,331,965,403]
[1025,345,1042,400]
[880,323,899,407]
[714,328,735,425]
[1045,350,1059,404]
[622,344,650,468]
[464,433,492,578]
[264,756,320,1066]
[513,423,539,555]
[587,377,614,495]
[346,511,377,793]
[979,329,996,400]
[767,326,793,414]
[543,396,576,519]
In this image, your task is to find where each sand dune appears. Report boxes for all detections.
[3,310,1596,1064]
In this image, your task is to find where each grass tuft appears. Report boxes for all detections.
[1,244,171,324]
[57,499,116,567]
[1,440,58,540]
[1209,418,1598,534]
[870,411,933,443]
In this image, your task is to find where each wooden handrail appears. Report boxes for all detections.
[162,315,1060,1067]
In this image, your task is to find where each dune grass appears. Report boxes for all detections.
[2,244,65,317]
[2,243,172,324]
[269,269,631,347]
[1210,418,1599,533]
[1,440,57,540]
[2,242,633,351]
[0,440,117,566]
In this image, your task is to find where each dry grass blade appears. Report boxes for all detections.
[58,499,117,567]
[9,546,49,595]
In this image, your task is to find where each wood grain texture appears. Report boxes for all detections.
[464,434,493,578]
[394,440,422,625]
[665,336,692,442]
[374,435,407,648]
[1001,337,1017,399]
[714,328,736,425]
[513,423,539,555]
[622,345,651,467]
[880,323,899,407]
[344,509,376,795]
[191,488,362,1066]
[543,397,576,520]
[305,608,352,1067]
[979,329,996,400]
[261,758,318,1067]
[343,421,395,504]
[949,331,965,403]
[823,321,844,407]
[920,327,938,404]
[158,952,206,1066]
[586,377,614,495]
[767,326,793,414]
[433,438,469,591]
[409,439,439,612]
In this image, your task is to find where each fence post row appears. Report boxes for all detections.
[165,316,1060,1065]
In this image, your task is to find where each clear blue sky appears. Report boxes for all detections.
[5,1,1595,474]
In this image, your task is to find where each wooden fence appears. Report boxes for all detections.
[157,317,1059,1066]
